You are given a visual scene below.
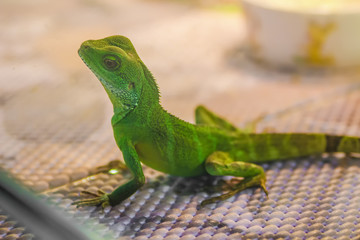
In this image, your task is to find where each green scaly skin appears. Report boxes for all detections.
[73,35,360,208]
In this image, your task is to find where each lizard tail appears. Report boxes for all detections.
[325,135,360,153]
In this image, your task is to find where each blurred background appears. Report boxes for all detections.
[1,0,360,239]
[3,0,360,125]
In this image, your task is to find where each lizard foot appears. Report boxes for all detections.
[93,159,128,175]
[72,190,110,209]
[200,176,268,207]
[205,178,244,193]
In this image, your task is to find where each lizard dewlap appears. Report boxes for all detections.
[74,35,360,208]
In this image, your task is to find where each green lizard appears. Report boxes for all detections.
[73,35,360,208]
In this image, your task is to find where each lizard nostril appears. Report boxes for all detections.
[81,42,91,50]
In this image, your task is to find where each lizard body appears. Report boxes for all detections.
[74,35,360,208]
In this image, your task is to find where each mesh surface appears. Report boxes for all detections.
[0,83,360,240]
[1,1,360,239]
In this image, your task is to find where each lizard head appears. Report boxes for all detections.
[78,35,145,114]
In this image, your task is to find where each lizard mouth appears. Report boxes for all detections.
[78,49,107,85]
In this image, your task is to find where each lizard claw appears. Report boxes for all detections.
[72,190,111,209]
[260,180,269,198]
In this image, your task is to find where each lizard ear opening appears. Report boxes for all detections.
[128,82,135,90]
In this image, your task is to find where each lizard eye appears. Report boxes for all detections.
[103,55,120,70]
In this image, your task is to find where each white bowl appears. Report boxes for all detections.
[241,0,360,68]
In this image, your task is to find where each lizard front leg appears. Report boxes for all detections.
[201,151,268,206]
[73,139,145,208]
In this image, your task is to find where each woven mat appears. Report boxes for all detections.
[0,80,359,239]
